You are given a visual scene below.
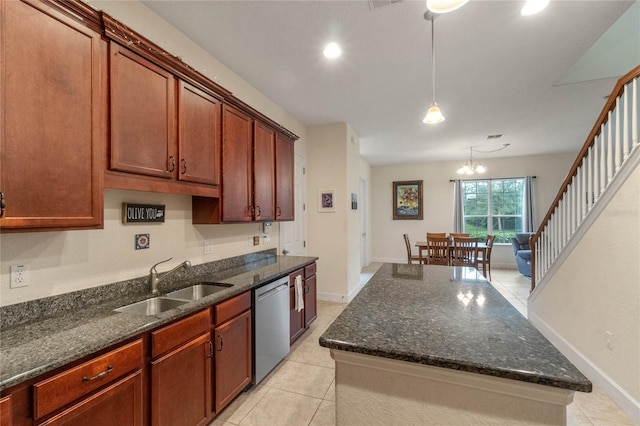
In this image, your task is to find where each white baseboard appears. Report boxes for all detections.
[317,292,348,304]
[528,311,640,424]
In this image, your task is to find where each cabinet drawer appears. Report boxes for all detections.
[214,291,251,325]
[152,309,211,358]
[304,263,316,278]
[33,339,144,419]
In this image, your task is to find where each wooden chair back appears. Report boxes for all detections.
[449,233,469,238]
[426,232,446,239]
[425,236,450,266]
[478,235,495,279]
[403,234,421,264]
[451,237,479,268]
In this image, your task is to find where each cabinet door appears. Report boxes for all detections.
[40,371,143,426]
[221,104,253,222]
[151,334,212,426]
[0,395,10,426]
[214,309,252,413]
[0,0,103,230]
[253,121,276,221]
[110,42,176,179]
[289,269,305,344]
[178,81,221,186]
[275,134,295,221]
[304,274,317,328]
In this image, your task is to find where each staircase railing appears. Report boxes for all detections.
[530,65,640,292]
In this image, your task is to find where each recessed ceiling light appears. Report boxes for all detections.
[323,42,342,59]
[521,0,549,16]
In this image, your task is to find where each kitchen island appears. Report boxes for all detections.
[319,263,591,425]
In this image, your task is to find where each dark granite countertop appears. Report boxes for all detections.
[319,263,592,392]
[0,255,317,391]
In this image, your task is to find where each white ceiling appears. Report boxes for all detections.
[140,0,638,166]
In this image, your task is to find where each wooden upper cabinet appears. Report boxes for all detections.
[109,42,176,179]
[178,82,221,186]
[253,121,276,221]
[0,0,104,231]
[275,134,295,221]
[221,104,253,222]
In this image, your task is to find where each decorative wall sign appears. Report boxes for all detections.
[122,203,165,223]
[318,190,336,212]
[393,180,423,220]
[135,234,150,250]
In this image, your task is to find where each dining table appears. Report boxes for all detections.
[415,240,490,277]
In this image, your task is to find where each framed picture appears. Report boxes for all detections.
[393,180,423,220]
[351,193,358,210]
[318,189,336,212]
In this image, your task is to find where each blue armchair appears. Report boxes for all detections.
[511,233,533,277]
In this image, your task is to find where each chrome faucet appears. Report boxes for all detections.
[149,258,192,294]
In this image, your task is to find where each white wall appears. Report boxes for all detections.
[360,158,373,266]
[306,124,349,302]
[529,164,640,422]
[370,152,575,267]
[0,0,307,307]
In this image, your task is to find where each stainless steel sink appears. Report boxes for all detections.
[165,282,233,300]
[114,297,188,316]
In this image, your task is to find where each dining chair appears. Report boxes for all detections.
[449,233,470,238]
[425,236,450,266]
[426,232,446,239]
[451,237,479,268]
[403,234,422,264]
[477,235,495,280]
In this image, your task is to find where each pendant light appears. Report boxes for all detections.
[423,12,445,124]
[456,144,510,175]
[457,148,486,175]
[427,0,469,14]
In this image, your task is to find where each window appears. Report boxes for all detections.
[461,178,524,243]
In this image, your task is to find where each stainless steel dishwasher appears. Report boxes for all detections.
[253,276,290,384]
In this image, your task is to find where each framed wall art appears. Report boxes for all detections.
[318,189,336,212]
[351,193,358,210]
[393,180,423,220]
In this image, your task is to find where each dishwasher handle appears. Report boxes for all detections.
[256,283,288,302]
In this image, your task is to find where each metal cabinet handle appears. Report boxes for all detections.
[0,192,5,218]
[256,206,261,217]
[249,206,255,216]
[181,159,187,175]
[168,156,176,172]
[207,340,214,358]
[217,334,223,351]
[83,366,112,382]
[277,206,281,217]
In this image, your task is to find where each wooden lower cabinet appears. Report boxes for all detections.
[0,395,11,426]
[289,268,306,344]
[304,274,317,327]
[214,309,252,412]
[290,263,318,344]
[38,371,143,426]
[151,333,212,426]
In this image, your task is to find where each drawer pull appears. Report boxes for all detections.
[181,158,187,174]
[82,365,112,382]
[168,156,176,173]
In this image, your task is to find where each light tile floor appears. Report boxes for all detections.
[211,264,636,426]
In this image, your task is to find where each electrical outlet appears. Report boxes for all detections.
[253,236,260,246]
[203,241,214,254]
[10,264,29,288]
[605,331,613,350]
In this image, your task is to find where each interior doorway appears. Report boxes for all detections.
[280,152,305,256]
[360,177,367,268]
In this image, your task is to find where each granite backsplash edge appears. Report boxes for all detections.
[0,249,277,329]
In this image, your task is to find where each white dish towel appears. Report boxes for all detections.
[294,275,304,312]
